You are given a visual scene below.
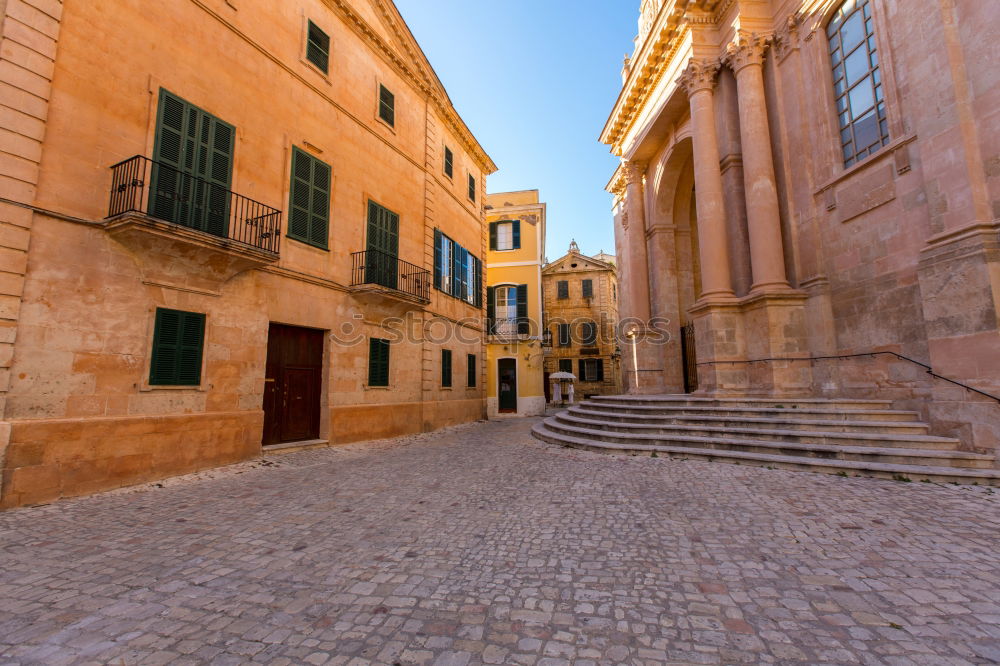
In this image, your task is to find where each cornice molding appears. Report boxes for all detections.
[601,1,724,154]
[326,0,497,174]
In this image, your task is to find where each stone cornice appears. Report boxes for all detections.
[601,0,726,154]
[723,31,772,73]
[326,0,497,174]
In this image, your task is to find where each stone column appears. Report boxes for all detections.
[677,60,735,301]
[622,161,651,321]
[724,33,791,293]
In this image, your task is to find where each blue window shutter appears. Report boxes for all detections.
[512,220,521,249]
[486,286,495,334]
[489,222,498,251]
[516,284,528,334]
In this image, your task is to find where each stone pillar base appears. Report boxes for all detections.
[740,290,812,396]
[917,221,1000,452]
[688,298,746,394]
[623,326,669,395]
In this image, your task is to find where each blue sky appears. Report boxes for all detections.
[394,0,637,261]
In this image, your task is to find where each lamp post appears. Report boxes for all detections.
[626,328,639,392]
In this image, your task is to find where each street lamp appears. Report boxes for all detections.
[626,327,639,392]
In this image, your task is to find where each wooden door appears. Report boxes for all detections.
[263,324,324,445]
[498,358,518,412]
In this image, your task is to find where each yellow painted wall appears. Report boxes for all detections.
[484,192,546,416]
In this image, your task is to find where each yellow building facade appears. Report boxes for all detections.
[543,243,623,398]
[484,191,546,417]
[0,0,495,508]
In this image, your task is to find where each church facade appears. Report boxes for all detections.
[601,0,1000,453]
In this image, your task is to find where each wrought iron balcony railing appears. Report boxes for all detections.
[107,155,282,254]
[350,249,431,303]
[489,317,531,337]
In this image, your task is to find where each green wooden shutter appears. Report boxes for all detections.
[151,89,234,236]
[559,359,572,373]
[516,284,528,334]
[486,286,495,334]
[473,256,483,307]
[583,279,593,299]
[512,220,521,249]
[368,338,390,386]
[467,353,476,387]
[289,147,330,249]
[310,159,331,247]
[379,85,395,126]
[596,360,605,382]
[150,308,205,386]
[306,21,330,73]
[578,359,586,381]
[444,147,454,178]
[557,281,568,299]
[441,349,452,387]
[489,222,498,251]
[433,229,443,290]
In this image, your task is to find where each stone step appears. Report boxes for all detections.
[567,407,930,435]
[532,422,1000,485]
[589,395,895,410]
[576,401,920,423]
[556,413,955,450]
[543,418,989,468]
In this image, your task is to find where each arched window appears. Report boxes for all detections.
[827,0,889,167]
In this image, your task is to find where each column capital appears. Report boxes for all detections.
[677,59,720,96]
[622,161,647,186]
[723,32,772,73]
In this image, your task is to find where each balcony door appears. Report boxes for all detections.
[366,200,399,289]
[150,89,234,237]
[498,358,518,412]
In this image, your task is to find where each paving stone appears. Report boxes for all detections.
[0,418,997,664]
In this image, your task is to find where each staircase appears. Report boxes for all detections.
[532,395,1000,485]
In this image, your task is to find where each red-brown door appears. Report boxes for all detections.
[263,324,324,445]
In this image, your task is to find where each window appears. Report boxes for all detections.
[557,323,571,347]
[306,21,330,73]
[582,279,593,299]
[288,147,331,248]
[149,308,205,386]
[489,220,521,251]
[368,338,390,387]
[827,0,888,167]
[444,146,454,179]
[468,174,476,201]
[434,230,482,306]
[441,349,452,387]
[558,359,573,373]
[581,321,598,346]
[557,280,569,299]
[378,84,395,126]
[488,285,528,335]
[467,354,476,387]
[579,359,604,383]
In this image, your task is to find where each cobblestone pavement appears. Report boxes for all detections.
[2,418,1000,665]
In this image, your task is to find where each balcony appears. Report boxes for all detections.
[103,156,282,292]
[489,317,531,340]
[350,249,431,305]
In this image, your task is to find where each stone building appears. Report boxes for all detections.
[542,243,623,398]
[600,0,1000,452]
[484,191,546,417]
[0,0,496,508]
